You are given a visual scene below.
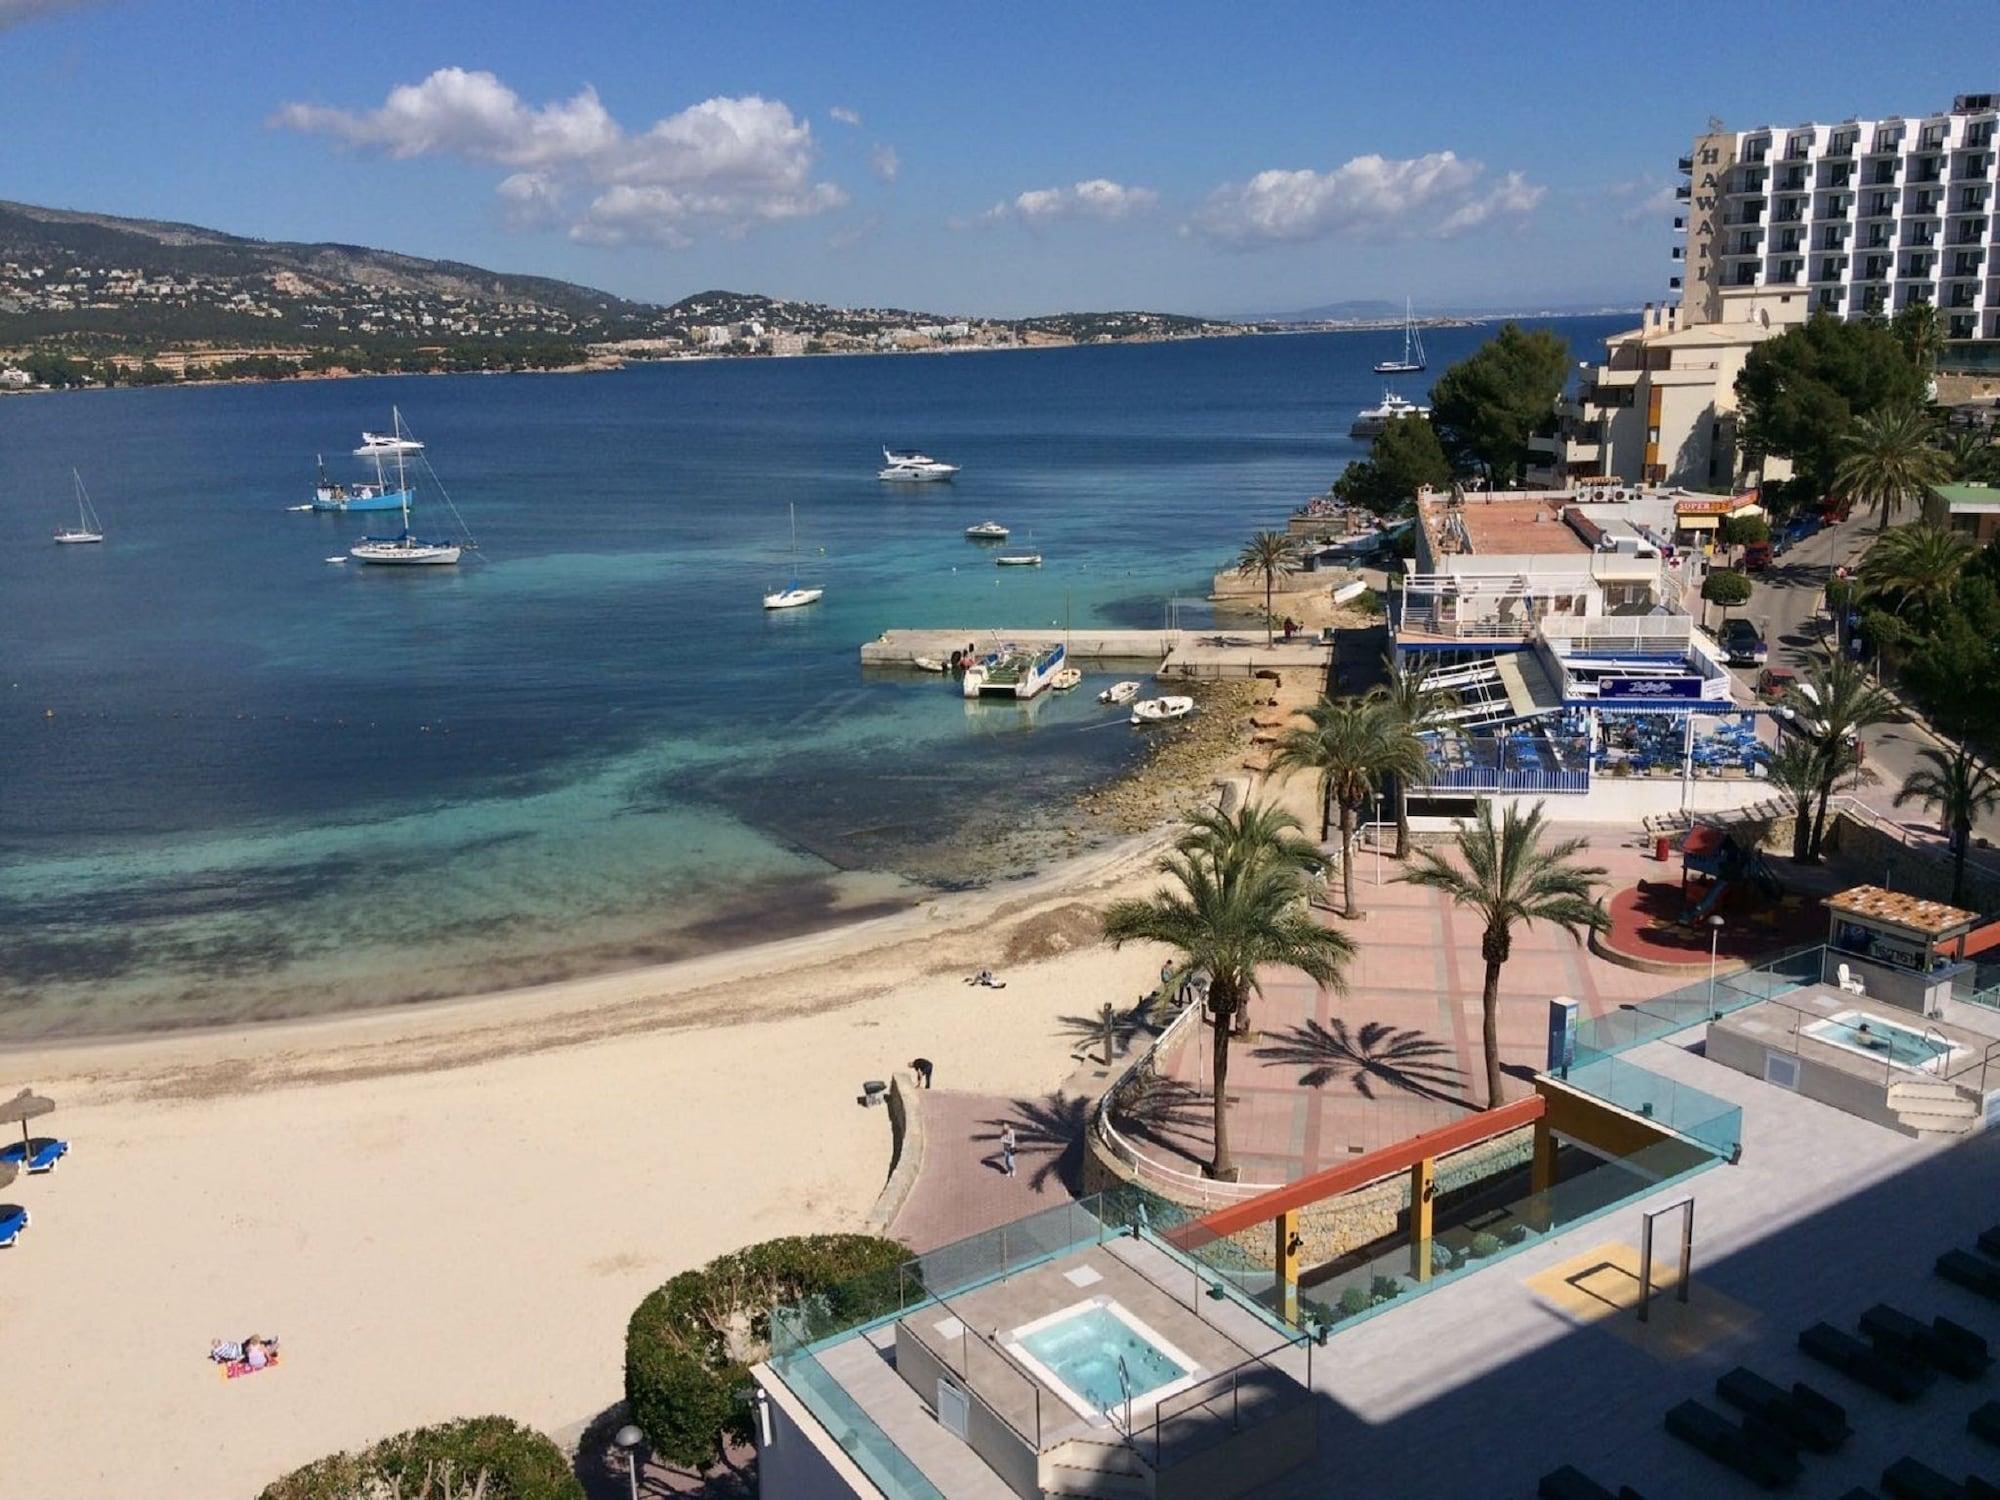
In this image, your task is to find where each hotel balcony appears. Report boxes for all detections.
[1950,314,1978,339]
[1674,183,1691,201]
[1677,154,1694,173]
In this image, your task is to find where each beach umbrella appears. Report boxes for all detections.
[0,1161,15,1192]
[0,1089,54,1160]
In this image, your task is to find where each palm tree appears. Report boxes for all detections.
[1235,532,1300,646]
[1894,744,2000,908]
[1945,429,1997,483]
[1764,737,1872,863]
[1835,404,1950,534]
[1377,651,1457,858]
[1102,802,1354,1179]
[1398,800,1609,1110]
[1782,653,1901,860]
[1857,523,1975,628]
[1272,694,1429,917]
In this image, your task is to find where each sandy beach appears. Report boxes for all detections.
[0,824,1190,1498]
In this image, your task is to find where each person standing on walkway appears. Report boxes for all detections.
[999,1124,1017,1177]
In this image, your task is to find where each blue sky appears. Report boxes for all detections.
[2,0,1993,316]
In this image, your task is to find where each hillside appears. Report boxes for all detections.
[0,200,1247,388]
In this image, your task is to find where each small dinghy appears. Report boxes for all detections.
[912,655,947,673]
[1130,696,1194,726]
[1051,668,1082,692]
[1099,681,1141,705]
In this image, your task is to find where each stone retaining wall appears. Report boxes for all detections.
[864,1069,925,1235]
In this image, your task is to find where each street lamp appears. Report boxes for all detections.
[1707,914,1726,1019]
[613,1423,645,1500]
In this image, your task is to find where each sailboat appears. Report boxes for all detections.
[762,503,824,609]
[1373,299,1427,375]
[348,409,466,566]
[52,470,105,544]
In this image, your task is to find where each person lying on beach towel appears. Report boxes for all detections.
[210,1334,279,1376]
[964,969,1006,989]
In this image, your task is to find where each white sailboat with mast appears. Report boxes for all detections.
[52,470,105,544]
[348,408,469,566]
[1373,298,1427,374]
[762,503,823,609]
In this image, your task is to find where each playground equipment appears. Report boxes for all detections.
[1678,822,1783,926]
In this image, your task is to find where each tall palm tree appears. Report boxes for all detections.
[1857,522,1975,628]
[1944,429,1998,483]
[1765,737,1873,863]
[1235,532,1300,646]
[1377,651,1457,858]
[1782,653,1901,860]
[1894,744,2000,908]
[1835,404,1950,534]
[1102,802,1354,1179]
[1398,800,1609,1110]
[1272,694,1429,917]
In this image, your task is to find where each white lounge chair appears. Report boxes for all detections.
[1836,962,1866,996]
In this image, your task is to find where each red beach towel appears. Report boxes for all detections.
[222,1352,280,1380]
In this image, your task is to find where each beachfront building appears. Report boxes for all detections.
[1674,92,2000,365]
[1527,300,1801,489]
[1395,485,1775,816]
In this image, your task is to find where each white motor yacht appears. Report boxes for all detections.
[1349,391,1430,440]
[354,429,426,457]
[964,521,1010,540]
[878,448,960,482]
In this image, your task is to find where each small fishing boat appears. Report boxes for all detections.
[1099,681,1141,705]
[912,655,947,673]
[52,471,105,544]
[1131,696,1194,726]
[878,447,959,482]
[763,503,824,610]
[964,521,1010,540]
[995,553,1041,567]
[311,454,413,513]
[1051,668,1082,692]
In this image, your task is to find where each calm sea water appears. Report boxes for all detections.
[0,317,1627,1037]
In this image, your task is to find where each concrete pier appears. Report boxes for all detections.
[860,628,1335,682]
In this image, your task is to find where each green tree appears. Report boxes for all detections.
[1427,322,1569,482]
[1272,694,1429,917]
[1735,313,1929,494]
[1891,301,1945,378]
[1398,801,1609,1109]
[1902,607,2000,746]
[260,1417,583,1500]
[1234,531,1300,646]
[1332,413,1453,516]
[1943,429,2000,484]
[1857,522,1975,627]
[1717,513,1771,563]
[1894,744,2000,908]
[1102,802,1354,1178]
[1835,404,1951,534]
[1701,567,1753,629]
[1377,651,1457,858]
[1782,654,1901,859]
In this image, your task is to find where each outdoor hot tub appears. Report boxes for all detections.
[1004,1296,1202,1422]
[1800,1008,1965,1075]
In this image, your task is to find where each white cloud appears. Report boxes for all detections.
[981,178,1159,227]
[273,69,845,249]
[1190,151,1542,247]
[869,144,900,184]
[1618,182,1681,226]
[829,105,862,127]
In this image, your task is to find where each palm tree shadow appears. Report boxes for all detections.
[1105,1072,1214,1175]
[976,1093,1092,1194]
[1252,1018,1467,1106]
[1053,992,1179,1062]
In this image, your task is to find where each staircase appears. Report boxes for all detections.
[1042,1437,1156,1498]
[1886,1079,1982,1139]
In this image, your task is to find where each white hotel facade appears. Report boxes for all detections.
[1533,92,2000,490]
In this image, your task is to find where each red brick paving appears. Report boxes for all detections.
[888,1089,1085,1252]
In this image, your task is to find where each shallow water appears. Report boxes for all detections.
[0,319,1627,1037]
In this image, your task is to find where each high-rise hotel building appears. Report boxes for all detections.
[1531,93,1999,491]
[1679,92,1998,341]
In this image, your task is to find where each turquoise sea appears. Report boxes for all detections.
[0,318,1627,1038]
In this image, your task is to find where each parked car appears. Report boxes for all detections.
[1742,540,1774,572]
[1719,618,1768,666]
[1756,665,1797,699]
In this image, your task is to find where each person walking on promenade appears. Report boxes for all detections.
[999,1123,1018,1177]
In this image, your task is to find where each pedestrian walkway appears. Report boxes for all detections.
[889,1089,1085,1252]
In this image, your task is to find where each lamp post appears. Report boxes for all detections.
[613,1423,645,1500]
[1707,914,1726,1019]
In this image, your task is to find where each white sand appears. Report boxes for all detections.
[0,835,1177,1498]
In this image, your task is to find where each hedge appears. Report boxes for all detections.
[624,1233,906,1467]
[259,1416,582,1500]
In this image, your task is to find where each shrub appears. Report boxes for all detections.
[1368,1274,1404,1302]
[1338,1285,1371,1317]
[1469,1231,1501,1260]
[1431,1241,1455,1273]
[261,1416,581,1500]
[1498,1223,1530,1247]
[625,1233,905,1468]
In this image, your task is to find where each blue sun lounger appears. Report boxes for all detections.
[0,1138,68,1173]
[0,1205,27,1248]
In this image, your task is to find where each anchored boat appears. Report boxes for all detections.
[1099,680,1141,705]
[348,410,472,567]
[763,503,824,610]
[1373,298,1428,374]
[1131,696,1194,726]
[310,454,413,513]
[52,470,105,545]
[962,642,1067,700]
[964,521,1010,540]
[878,447,959,482]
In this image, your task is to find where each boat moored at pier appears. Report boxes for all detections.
[961,641,1067,700]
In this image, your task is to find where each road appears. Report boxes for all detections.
[1721,510,2000,858]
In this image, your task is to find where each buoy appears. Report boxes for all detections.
[44,708,54,719]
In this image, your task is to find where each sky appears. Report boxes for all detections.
[2,0,1995,318]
